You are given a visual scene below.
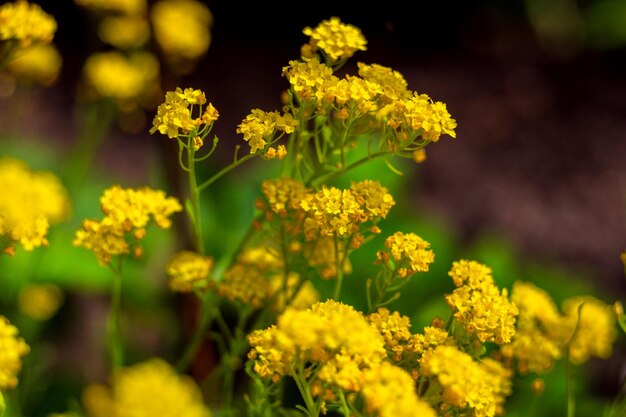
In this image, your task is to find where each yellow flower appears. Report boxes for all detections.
[0,158,71,253]
[218,247,282,308]
[151,0,212,68]
[445,260,518,345]
[421,345,498,417]
[282,57,338,106]
[74,0,146,15]
[5,43,62,86]
[389,92,457,142]
[74,185,182,265]
[367,308,412,361]
[0,1,57,47]
[562,296,617,365]
[83,51,159,102]
[360,362,436,417]
[302,17,367,62]
[260,177,309,217]
[0,316,29,390]
[166,251,213,293]
[500,281,563,374]
[237,109,298,154]
[82,358,210,417]
[377,232,435,277]
[18,284,64,321]
[350,180,395,221]
[300,186,364,237]
[357,62,409,102]
[248,300,386,388]
[150,87,209,139]
[98,16,150,50]
[326,75,382,114]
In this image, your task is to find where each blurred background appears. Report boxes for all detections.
[1,0,625,416]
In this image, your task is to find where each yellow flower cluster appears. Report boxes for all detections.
[73,185,182,265]
[82,358,210,417]
[260,177,310,218]
[5,43,62,86]
[500,281,617,373]
[0,316,29,390]
[151,87,218,140]
[360,362,436,417]
[388,93,457,142]
[218,247,282,308]
[445,260,518,344]
[248,300,386,391]
[0,158,71,253]
[237,109,298,154]
[421,345,511,417]
[151,0,213,69]
[376,232,435,278]
[561,296,617,365]
[349,180,396,221]
[500,281,563,373]
[282,57,338,105]
[302,17,367,62]
[0,1,56,47]
[367,308,412,361]
[98,16,150,50]
[83,51,159,103]
[282,54,456,146]
[301,186,364,237]
[166,251,213,293]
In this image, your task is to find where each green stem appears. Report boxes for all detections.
[196,152,257,192]
[176,292,216,372]
[333,236,343,300]
[108,260,124,372]
[308,151,388,187]
[187,138,205,254]
[67,100,116,189]
[293,365,319,417]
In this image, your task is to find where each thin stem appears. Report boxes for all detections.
[176,291,216,372]
[333,235,343,300]
[196,152,257,192]
[107,259,124,372]
[308,151,388,187]
[187,137,205,254]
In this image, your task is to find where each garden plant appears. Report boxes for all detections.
[0,2,625,417]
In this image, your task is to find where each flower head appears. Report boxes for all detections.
[74,185,182,265]
[376,232,434,277]
[151,0,212,71]
[445,260,518,345]
[0,158,71,253]
[302,17,367,62]
[166,251,213,293]
[0,1,57,47]
[82,358,210,417]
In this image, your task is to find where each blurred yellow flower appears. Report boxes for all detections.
[0,158,71,253]
[166,251,213,293]
[98,16,150,50]
[0,1,56,47]
[19,284,64,321]
[83,51,159,103]
[83,358,210,417]
[0,316,29,390]
[5,43,62,86]
[151,0,212,70]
